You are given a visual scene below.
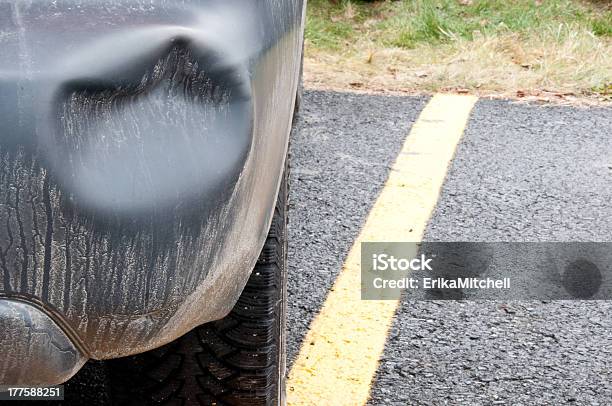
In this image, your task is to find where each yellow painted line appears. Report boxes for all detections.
[286,94,478,405]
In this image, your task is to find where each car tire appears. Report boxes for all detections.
[106,147,290,406]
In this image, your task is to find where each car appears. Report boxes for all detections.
[0,0,305,404]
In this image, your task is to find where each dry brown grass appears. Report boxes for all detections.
[305,1,612,104]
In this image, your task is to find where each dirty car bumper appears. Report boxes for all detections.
[0,0,304,384]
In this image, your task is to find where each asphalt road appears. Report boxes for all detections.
[286,91,428,363]
[288,92,612,404]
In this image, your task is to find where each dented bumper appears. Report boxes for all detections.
[0,0,304,384]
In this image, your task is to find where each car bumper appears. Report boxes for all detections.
[0,0,304,385]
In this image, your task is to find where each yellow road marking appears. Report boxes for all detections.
[286,94,478,405]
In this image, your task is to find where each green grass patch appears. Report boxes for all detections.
[306,0,612,50]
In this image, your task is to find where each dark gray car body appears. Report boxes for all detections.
[0,0,305,385]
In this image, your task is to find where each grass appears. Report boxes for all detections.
[304,0,612,101]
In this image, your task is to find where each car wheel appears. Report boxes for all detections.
[106,150,289,406]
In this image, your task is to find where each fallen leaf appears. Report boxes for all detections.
[517,90,526,97]
[349,82,364,88]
